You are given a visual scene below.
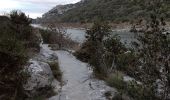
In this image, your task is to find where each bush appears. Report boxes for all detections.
[39,29,51,44]
[48,61,62,82]
[103,35,127,70]
[74,40,94,62]
[0,11,40,100]
[115,51,140,78]
[39,28,78,49]
[0,16,28,100]
[106,72,125,90]
[75,21,112,76]
[125,81,158,100]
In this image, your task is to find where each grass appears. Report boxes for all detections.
[48,61,62,82]
[106,71,125,90]
[48,44,60,50]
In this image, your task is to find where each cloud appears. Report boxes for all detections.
[0,0,81,18]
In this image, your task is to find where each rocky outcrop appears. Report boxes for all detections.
[23,44,61,98]
[41,4,75,23]
[24,60,54,97]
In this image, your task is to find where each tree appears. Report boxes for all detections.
[75,21,111,75]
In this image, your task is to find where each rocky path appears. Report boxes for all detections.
[49,50,116,100]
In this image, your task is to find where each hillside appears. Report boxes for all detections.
[39,0,170,23]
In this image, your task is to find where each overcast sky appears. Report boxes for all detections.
[0,0,80,18]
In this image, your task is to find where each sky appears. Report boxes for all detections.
[0,0,81,18]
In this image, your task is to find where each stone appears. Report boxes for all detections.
[24,59,54,97]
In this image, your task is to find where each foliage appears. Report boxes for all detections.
[115,51,140,78]
[75,21,112,75]
[107,72,158,100]
[106,72,125,90]
[48,61,62,82]
[39,28,78,49]
[41,0,170,23]
[75,21,128,77]
[10,10,31,25]
[125,81,157,100]
[10,10,32,40]
[131,1,170,99]
[39,29,52,43]
[103,35,127,71]
[0,11,40,100]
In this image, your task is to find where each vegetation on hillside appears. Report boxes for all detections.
[40,0,170,23]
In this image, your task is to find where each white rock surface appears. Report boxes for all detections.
[24,60,54,91]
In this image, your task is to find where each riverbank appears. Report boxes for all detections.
[39,22,131,31]
[40,21,170,32]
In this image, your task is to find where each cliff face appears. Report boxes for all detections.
[42,4,75,18]
[40,0,86,23]
[38,0,170,23]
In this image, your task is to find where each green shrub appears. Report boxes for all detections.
[48,61,62,82]
[125,81,158,100]
[75,21,112,76]
[39,29,51,44]
[106,72,125,90]
[0,16,28,100]
[115,52,140,78]
[74,40,94,62]
[0,11,39,100]
[39,28,78,49]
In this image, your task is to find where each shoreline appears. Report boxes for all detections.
[39,22,132,32]
[34,21,170,32]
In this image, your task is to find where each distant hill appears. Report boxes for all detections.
[38,0,170,23]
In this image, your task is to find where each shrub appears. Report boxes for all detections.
[39,29,51,44]
[103,35,127,71]
[124,81,158,100]
[115,51,140,78]
[106,72,125,90]
[0,11,39,100]
[0,16,28,100]
[75,21,112,76]
[39,28,78,49]
[48,61,62,82]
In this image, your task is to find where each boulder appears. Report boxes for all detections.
[24,59,54,97]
